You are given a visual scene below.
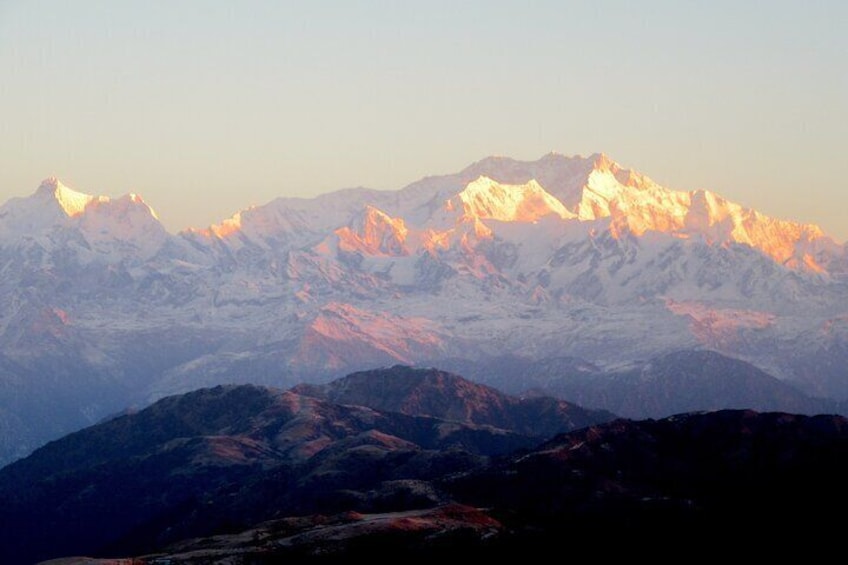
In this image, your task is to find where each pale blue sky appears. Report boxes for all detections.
[1,1,846,239]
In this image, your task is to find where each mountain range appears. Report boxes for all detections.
[0,368,614,564]
[1,152,847,466]
[2,368,845,563]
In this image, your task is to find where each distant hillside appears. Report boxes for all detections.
[540,350,844,418]
[292,365,615,438]
[0,367,846,562]
[0,381,573,564]
[438,350,845,418]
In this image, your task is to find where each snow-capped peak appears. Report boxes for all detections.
[10,154,843,276]
[36,177,107,217]
[589,152,616,172]
[334,205,409,256]
[0,178,168,260]
[452,176,575,223]
[124,193,159,219]
[30,178,159,222]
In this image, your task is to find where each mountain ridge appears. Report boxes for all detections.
[10,152,841,249]
[0,372,617,564]
[291,365,616,437]
[5,152,843,286]
[0,152,846,468]
[2,378,845,563]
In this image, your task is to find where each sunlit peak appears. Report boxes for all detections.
[37,177,103,217]
[456,176,574,222]
[202,213,244,239]
[591,152,617,172]
[118,192,160,220]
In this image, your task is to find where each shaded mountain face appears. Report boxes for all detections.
[0,381,595,565]
[1,152,847,468]
[155,410,848,561]
[437,349,846,419]
[446,409,848,555]
[291,365,616,438]
[553,349,844,418]
[9,396,847,563]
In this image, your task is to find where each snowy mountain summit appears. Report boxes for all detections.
[0,176,167,259]
[0,152,847,466]
[189,152,841,272]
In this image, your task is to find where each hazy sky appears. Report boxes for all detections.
[1,1,846,240]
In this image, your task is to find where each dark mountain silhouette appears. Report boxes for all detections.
[2,370,847,563]
[146,409,848,561]
[447,408,848,556]
[0,380,593,565]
